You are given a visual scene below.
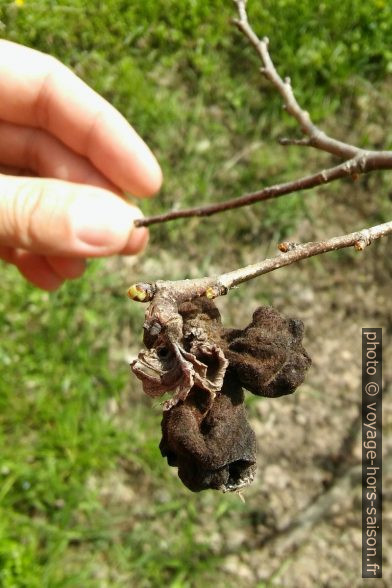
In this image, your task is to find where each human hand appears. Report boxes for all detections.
[0,40,162,290]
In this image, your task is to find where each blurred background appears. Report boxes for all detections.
[0,0,391,586]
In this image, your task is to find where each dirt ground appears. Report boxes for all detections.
[213,188,391,586]
[215,241,391,587]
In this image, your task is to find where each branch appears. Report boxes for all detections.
[128,221,392,304]
[232,0,359,159]
[218,221,392,290]
[130,2,392,311]
[135,1,392,229]
[135,151,392,227]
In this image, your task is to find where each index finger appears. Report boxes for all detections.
[0,40,162,196]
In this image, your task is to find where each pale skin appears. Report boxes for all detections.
[0,40,162,291]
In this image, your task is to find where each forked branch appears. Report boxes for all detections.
[135,0,392,228]
[128,0,391,496]
[232,0,359,159]
[129,1,391,308]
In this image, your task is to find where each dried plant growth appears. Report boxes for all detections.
[132,299,311,492]
[128,0,391,492]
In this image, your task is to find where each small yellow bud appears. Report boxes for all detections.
[205,284,228,299]
[205,287,216,299]
[127,285,146,301]
[127,283,155,302]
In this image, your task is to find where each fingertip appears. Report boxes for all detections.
[116,120,163,197]
[118,203,149,255]
[87,109,163,198]
[1,175,149,259]
[132,155,163,198]
[71,190,150,256]
[121,224,149,255]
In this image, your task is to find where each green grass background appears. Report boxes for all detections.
[0,0,391,586]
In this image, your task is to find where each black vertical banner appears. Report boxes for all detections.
[362,328,382,578]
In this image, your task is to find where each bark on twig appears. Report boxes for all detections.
[135,152,392,227]
[232,0,359,159]
[129,1,392,304]
[128,1,391,494]
[135,0,392,229]
[129,221,392,305]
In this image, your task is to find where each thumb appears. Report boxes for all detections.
[0,174,148,257]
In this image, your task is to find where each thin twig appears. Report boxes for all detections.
[129,2,392,350]
[136,151,392,227]
[233,0,359,159]
[218,220,392,290]
[135,1,392,229]
[129,221,392,303]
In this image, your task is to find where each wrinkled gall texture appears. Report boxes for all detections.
[131,299,311,493]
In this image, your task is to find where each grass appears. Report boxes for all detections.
[0,263,246,586]
[0,0,391,586]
